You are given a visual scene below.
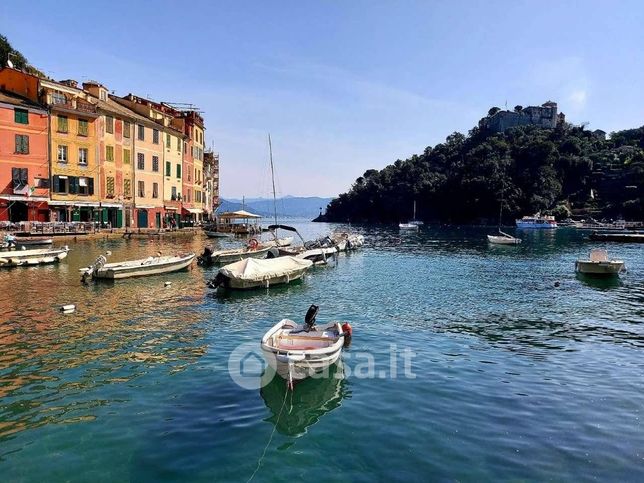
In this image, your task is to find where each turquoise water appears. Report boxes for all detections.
[1,223,643,482]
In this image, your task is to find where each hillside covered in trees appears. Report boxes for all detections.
[0,35,46,78]
[322,123,644,224]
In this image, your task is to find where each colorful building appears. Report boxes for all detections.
[113,95,166,229]
[203,149,220,220]
[0,88,50,222]
[82,81,140,228]
[174,110,206,223]
[40,79,100,222]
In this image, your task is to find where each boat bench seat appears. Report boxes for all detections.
[279,334,338,341]
[276,343,318,351]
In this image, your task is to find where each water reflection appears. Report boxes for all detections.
[260,362,348,437]
[575,272,623,290]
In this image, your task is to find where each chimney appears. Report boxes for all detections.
[59,79,78,88]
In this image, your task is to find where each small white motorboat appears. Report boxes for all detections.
[575,249,625,276]
[208,256,312,290]
[295,247,338,265]
[81,252,195,281]
[198,242,271,266]
[261,305,352,389]
[487,231,522,245]
[0,246,69,267]
[399,223,418,230]
[331,232,364,251]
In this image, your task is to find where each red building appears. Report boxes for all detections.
[0,89,50,222]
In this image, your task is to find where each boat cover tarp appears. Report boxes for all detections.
[220,256,312,281]
[218,210,262,219]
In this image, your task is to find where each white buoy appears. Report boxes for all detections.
[61,304,76,313]
[164,281,171,287]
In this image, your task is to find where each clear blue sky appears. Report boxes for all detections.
[2,1,643,198]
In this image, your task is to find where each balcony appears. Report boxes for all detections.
[51,97,97,115]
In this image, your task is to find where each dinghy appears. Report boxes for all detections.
[575,249,625,276]
[0,246,69,267]
[261,305,352,389]
[398,223,418,230]
[81,252,195,281]
[208,256,312,290]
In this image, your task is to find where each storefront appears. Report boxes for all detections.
[98,202,124,228]
[49,201,100,222]
[134,205,164,229]
[0,195,49,222]
[181,207,203,227]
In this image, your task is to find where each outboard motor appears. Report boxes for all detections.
[198,246,214,266]
[304,304,319,332]
[266,247,280,259]
[207,272,227,289]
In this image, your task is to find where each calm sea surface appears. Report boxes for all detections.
[1,222,643,482]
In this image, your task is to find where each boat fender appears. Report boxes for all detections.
[61,304,76,313]
[276,353,306,363]
[164,281,172,287]
[341,322,353,338]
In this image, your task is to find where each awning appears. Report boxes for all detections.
[183,208,203,214]
[164,206,178,211]
[0,195,49,202]
[136,205,158,209]
[48,201,100,207]
[99,202,123,208]
[218,210,261,219]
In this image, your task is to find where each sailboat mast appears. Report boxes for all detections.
[268,133,278,226]
[413,200,416,220]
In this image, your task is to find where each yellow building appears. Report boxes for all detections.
[41,79,100,222]
[162,128,185,225]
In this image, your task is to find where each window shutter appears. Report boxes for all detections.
[69,176,78,194]
[12,168,20,189]
[24,136,29,154]
[20,168,28,187]
[88,177,94,195]
[53,175,59,192]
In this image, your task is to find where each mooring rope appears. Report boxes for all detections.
[246,377,290,483]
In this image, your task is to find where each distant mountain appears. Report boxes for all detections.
[219,196,334,219]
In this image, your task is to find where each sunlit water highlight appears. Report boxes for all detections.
[0,223,642,481]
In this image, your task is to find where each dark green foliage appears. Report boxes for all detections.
[0,34,47,78]
[324,124,644,223]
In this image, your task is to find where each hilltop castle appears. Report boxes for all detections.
[479,101,566,133]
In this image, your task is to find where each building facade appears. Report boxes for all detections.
[479,101,563,133]
[203,149,220,220]
[0,88,50,222]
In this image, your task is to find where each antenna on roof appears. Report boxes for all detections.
[7,59,14,68]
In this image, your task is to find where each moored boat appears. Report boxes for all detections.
[516,213,557,229]
[589,231,644,243]
[204,230,233,238]
[208,256,312,290]
[575,249,625,276]
[487,231,521,245]
[81,252,195,281]
[261,305,351,389]
[198,242,271,266]
[399,223,418,230]
[331,232,364,251]
[0,246,69,267]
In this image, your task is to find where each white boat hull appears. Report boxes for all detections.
[212,246,270,264]
[0,247,69,267]
[487,235,521,245]
[213,256,313,290]
[261,320,345,382]
[204,230,232,238]
[399,223,418,230]
[86,254,195,279]
[575,260,625,275]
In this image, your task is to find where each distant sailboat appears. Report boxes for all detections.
[399,200,420,230]
[488,183,521,245]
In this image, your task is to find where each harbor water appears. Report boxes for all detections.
[1,223,643,481]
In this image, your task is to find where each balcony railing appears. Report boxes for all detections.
[51,98,97,114]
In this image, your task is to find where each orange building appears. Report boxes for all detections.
[0,89,50,222]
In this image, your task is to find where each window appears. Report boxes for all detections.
[165,161,171,177]
[184,142,187,153]
[194,168,197,182]
[153,129,159,144]
[152,155,159,172]
[57,115,68,133]
[106,145,114,162]
[177,137,181,152]
[137,124,145,141]
[100,90,107,101]
[52,92,66,105]
[166,134,171,148]
[107,177,115,196]
[106,116,114,134]
[55,175,69,193]
[124,149,131,164]
[77,177,91,196]
[176,164,181,178]
[15,135,29,154]
[187,190,191,202]
[152,182,159,199]
[78,118,88,136]
[138,180,145,198]
[124,178,131,197]
[78,147,88,165]
[137,153,145,170]
[171,186,177,200]
[123,121,131,138]
[57,145,68,163]
[12,167,28,192]
[14,108,28,124]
